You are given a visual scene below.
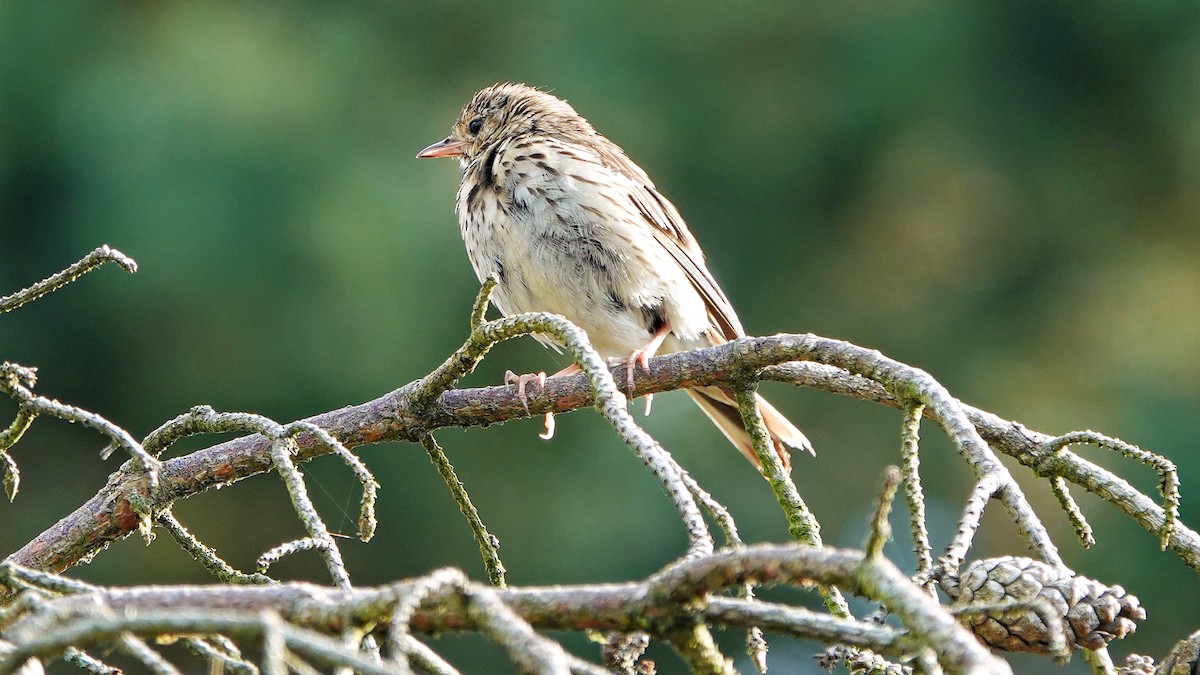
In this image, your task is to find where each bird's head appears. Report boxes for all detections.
[416,83,591,167]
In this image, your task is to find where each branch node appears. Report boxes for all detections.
[1038,430,1179,550]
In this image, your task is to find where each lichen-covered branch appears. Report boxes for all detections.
[409,309,714,558]
[420,435,507,587]
[8,334,1196,580]
[0,245,136,315]
[0,543,1011,674]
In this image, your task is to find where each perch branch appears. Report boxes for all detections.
[8,335,1195,577]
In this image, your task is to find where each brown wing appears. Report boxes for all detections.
[640,190,745,342]
[591,136,745,342]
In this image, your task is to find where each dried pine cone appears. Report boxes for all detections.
[1117,653,1155,675]
[598,631,654,675]
[942,556,1145,654]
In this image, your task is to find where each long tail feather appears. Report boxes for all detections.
[685,386,813,471]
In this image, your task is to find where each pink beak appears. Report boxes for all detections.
[416,138,467,159]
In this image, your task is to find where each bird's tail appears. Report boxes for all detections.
[685,386,814,471]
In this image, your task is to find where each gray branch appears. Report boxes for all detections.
[0,544,1011,674]
[8,334,1193,579]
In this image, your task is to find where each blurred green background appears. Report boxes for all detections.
[1,1,1198,672]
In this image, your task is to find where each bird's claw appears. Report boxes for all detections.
[627,349,653,392]
[605,351,656,416]
[504,370,547,415]
[504,371,556,440]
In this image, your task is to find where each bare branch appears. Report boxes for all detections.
[156,511,273,585]
[0,246,137,315]
[2,544,1011,674]
[866,466,901,560]
[898,404,935,596]
[10,334,1196,579]
[420,435,506,587]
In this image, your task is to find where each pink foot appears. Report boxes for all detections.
[607,351,655,416]
[625,321,671,391]
[504,370,546,415]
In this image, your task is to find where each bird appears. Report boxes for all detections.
[417,83,812,471]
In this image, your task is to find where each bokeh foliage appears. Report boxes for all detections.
[1,2,1197,672]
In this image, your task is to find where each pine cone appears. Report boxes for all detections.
[943,556,1145,654]
[1116,653,1155,675]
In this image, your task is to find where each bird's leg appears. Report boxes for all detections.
[611,322,671,416]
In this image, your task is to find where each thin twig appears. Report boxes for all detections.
[664,622,734,675]
[420,435,506,587]
[268,438,352,588]
[62,647,121,674]
[117,633,181,675]
[1038,430,1179,550]
[898,404,935,595]
[0,245,137,314]
[470,276,497,329]
[1049,476,1095,549]
[181,636,259,674]
[285,420,379,542]
[731,386,820,544]
[866,466,901,559]
[0,363,160,487]
[256,538,333,575]
[731,385,852,620]
[704,598,903,650]
[156,511,274,585]
[939,474,1003,576]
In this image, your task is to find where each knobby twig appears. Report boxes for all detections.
[1038,430,1178,550]
[156,511,273,585]
[764,361,1192,570]
[419,435,506,587]
[0,362,161,497]
[0,245,137,315]
[898,403,935,596]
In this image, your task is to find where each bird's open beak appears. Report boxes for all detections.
[416,138,467,159]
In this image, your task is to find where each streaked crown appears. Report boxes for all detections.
[446,83,593,163]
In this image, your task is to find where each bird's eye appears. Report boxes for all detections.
[468,117,484,135]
